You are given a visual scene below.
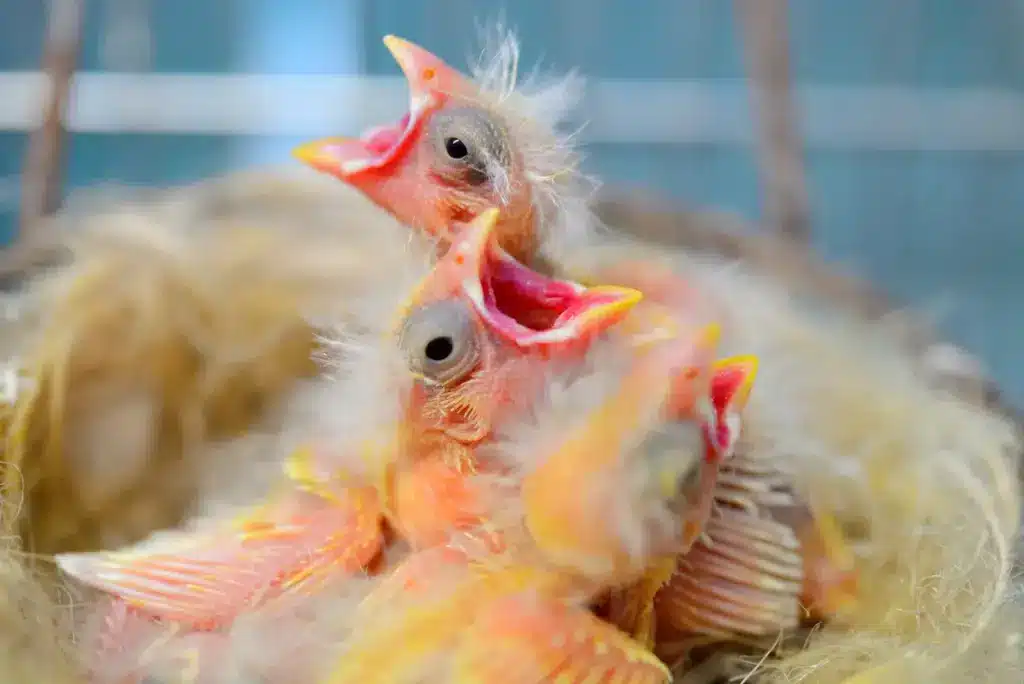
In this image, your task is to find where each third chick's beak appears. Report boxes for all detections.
[293,35,473,180]
[449,209,644,351]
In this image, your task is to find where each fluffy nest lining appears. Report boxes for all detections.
[0,168,1019,684]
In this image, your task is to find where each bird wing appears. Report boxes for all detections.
[56,485,383,628]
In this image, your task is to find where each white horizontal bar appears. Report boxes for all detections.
[2,72,1024,151]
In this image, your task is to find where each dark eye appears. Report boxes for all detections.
[424,335,455,362]
[429,107,510,187]
[444,137,469,160]
[399,300,480,386]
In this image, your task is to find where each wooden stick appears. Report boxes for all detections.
[16,0,83,248]
[734,0,812,243]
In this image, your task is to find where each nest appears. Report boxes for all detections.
[0,168,1019,683]
[0,169,415,555]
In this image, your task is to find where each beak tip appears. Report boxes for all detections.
[292,139,363,178]
[587,286,644,329]
[469,207,502,241]
[608,287,644,316]
[480,207,501,227]
[291,144,313,164]
[734,354,759,392]
[622,287,644,307]
[382,34,411,61]
[292,141,326,167]
[452,208,502,262]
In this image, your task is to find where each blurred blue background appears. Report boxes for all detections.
[1,0,1023,403]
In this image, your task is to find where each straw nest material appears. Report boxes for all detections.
[0,168,415,555]
[0,539,81,683]
[0,168,1019,684]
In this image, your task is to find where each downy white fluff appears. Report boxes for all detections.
[426,25,1023,682]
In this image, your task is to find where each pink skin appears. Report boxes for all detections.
[296,36,860,650]
[292,36,811,649]
[293,36,539,261]
[58,211,663,683]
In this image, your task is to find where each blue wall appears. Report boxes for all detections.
[2,0,1023,403]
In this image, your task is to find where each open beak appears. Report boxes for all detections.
[452,212,643,349]
[293,35,475,179]
[711,355,758,410]
[701,354,759,460]
[402,208,642,351]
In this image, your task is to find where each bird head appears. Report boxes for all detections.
[394,208,642,446]
[295,32,587,263]
[514,313,726,581]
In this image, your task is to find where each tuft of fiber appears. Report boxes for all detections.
[562,236,1022,684]
[1,167,421,555]
[754,587,1024,684]
[709,263,1021,684]
[0,538,82,683]
[2,167,1019,682]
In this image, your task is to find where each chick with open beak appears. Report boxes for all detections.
[52,209,661,683]
[390,213,785,663]
[384,207,646,549]
[295,34,859,656]
[53,207,647,626]
[293,32,755,539]
[295,35,545,263]
[323,220,740,684]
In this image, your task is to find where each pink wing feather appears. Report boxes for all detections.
[57,486,384,629]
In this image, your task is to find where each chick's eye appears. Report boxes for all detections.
[444,137,469,160]
[399,300,480,386]
[424,335,455,362]
[429,107,509,187]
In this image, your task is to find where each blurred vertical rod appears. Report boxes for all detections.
[17,0,83,242]
[734,0,811,243]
